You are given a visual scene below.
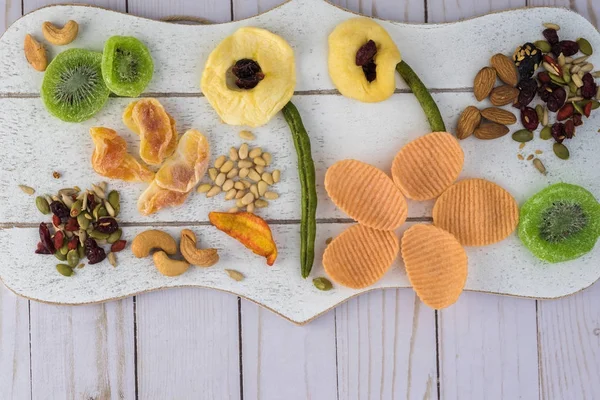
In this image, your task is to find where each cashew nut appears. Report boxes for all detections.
[42,20,79,45]
[153,251,190,277]
[131,230,178,258]
[24,34,47,72]
[180,229,219,267]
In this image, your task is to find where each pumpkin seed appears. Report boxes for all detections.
[534,40,551,53]
[67,249,80,268]
[255,199,268,208]
[206,186,221,198]
[313,277,333,291]
[262,152,272,165]
[107,229,122,244]
[272,169,281,183]
[78,229,87,246]
[257,181,268,197]
[19,184,35,195]
[59,243,69,255]
[108,252,117,267]
[78,244,85,259]
[54,251,67,261]
[197,183,212,193]
[577,38,593,55]
[56,264,74,276]
[569,81,578,94]
[542,107,549,126]
[558,53,566,66]
[77,213,90,230]
[69,200,82,217]
[535,104,544,122]
[533,158,547,175]
[208,168,218,181]
[597,86,600,100]
[512,129,533,142]
[549,73,566,85]
[89,230,110,240]
[214,155,227,169]
[543,22,560,30]
[249,147,262,158]
[540,126,552,140]
[107,190,120,216]
[264,191,279,200]
[593,71,600,78]
[562,70,571,83]
[239,143,249,159]
[35,196,50,214]
[61,193,74,208]
[229,147,239,161]
[572,101,585,115]
[239,130,255,140]
[553,143,570,159]
[225,269,244,281]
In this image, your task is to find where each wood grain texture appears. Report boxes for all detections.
[528,0,600,40]
[332,0,425,22]
[23,0,125,13]
[336,290,437,399]
[29,299,135,399]
[136,288,240,399]
[241,301,338,400]
[128,0,231,23]
[428,0,526,23]
[0,0,21,33]
[438,293,539,399]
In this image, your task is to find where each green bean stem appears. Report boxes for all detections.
[282,101,317,278]
[396,60,446,132]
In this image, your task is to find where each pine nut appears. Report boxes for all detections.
[246,202,255,213]
[235,190,246,199]
[215,173,226,187]
[229,147,239,161]
[543,22,560,30]
[258,181,268,196]
[222,179,234,191]
[234,181,245,190]
[208,168,218,181]
[262,172,274,185]
[254,156,266,166]
[214,155,226,169]
[238,160,253,169]
[250,184,259,198]
[242,180,251,189]
[249,147,262,158]
[272,169,280,183]
[207,186,221,198]
[262,152,272,165]
[220,160,234,173]
[228,207,239,213]
[236,199,244,208]
[227,168,238,179]
[225,188,237,200]
[239,167,249,178]
[255,199,268,208]
[239,130,255,140]
[197,183,212,193]
[248,169,261,182]
[255,165,264,174]
[239,143,249,159]
[264,191,279,200]
[241,192,255,205]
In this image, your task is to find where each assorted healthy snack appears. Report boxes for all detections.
[209,212,277,266]
[519,183,600,263]
[101,36,154,97]
[401,224,468,309]
[33,182,126,276]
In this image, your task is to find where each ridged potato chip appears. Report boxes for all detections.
[325,159,408,231]
[391,132,464,200]
[433,178,519,246]
[401,224,467,309]
[323,224,399,289]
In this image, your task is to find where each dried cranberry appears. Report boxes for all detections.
[50,201,69,219]
[559,40,579,57]
[557,103,574,121]
[543,28,559,45]
[39,223,55,254]
[111,240,127,253]
[551,122,566,143]
[537,71,550,84]
[551,43,563,57]
[514,78,537,108]
[581,73,597,99]
[583,101,593,118]
[554,87,566,105]
[53,230,65,250]
[95,217,119,234]
[356,40,377,66]
[362,61,377,83]
[68,236,79,251]
[87,194,97,212]
[572,113,583,126]
[65,217,79,232]
[521,107,539,130]
[547,97,560,112]
[564,120,575,139]
[85,238,106,265]
[232,59,264,90]
[52,214,61,227]
[35,241,52,255]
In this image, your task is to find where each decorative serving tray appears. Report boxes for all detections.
[1,0,599,324]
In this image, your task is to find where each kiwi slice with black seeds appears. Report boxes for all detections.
[518,183,600,263]
[102,36,154,97]
[41,48,110,122]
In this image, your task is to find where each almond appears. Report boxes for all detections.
[473,122,510,140]
[473,67,496,101]
[24,34,47,72]
[489,85,519,106]
[456,106,481,139]
[480,107,517,125]
[490,53,518,86]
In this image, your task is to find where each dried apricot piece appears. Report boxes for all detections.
[132,98,174,165]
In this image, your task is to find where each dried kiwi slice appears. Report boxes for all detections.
[102,36,153,97]
[41,49,110,122]
[519,183,600,263]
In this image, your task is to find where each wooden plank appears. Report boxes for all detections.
[332,0,425,22]
[29,299,135,399]
[135,288,241,399]
[128,0,231,23]
[438,293,539,399]
[336,289,438,399]
[240,302,338,400]
[24,0,126,14]
[528,0,600,36]
[0,0,22,33]
[428,0,526,23]
[233,0,282,20]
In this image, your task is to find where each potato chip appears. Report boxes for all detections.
[391,132,464,200]
[401,224,467,309]
[433,178,519,246]
[325,159,408,231]
[323,224,399,289]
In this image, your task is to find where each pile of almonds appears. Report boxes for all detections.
[198,142,281,213]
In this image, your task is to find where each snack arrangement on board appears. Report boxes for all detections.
[14,10,600,311]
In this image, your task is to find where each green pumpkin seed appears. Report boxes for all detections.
[59,243,69,255]
[78,244,85,259]
[54,251,67,261]
[512,129,534,142]
[540,126,552,140]
[533,158,547,175]
[553,143,570,159]
[77,213,90,230]
[577,38,593,56]
[569,81,578,94]
[35,196,50,215]
[107,229,122,244]
[534,40,551,53]
[56,264,74,277]
[590,100,600,110]
[70,200,82,217]
[535,104,544,122]
[107,190,120,217]
[313,277,333,291]
[562,70,571,83]
[89,230,109,240]
[573,101,585,115]
[549,73,566,85]
[67,249,80,268]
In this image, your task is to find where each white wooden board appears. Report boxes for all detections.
[1,0,600,324]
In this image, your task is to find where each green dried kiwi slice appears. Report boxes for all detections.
[102,36,154,97]
[41,48,110,122]
[518,183,600,263]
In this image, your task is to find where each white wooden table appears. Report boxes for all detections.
[1,0,599,399]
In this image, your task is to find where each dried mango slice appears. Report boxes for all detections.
[132,98,174,165]
[90,127,154,183]
[155,129,210,193]
[401,224,468,309]
[328,18,401,103]
[201,27,295,127]
[137,181,190,216]
[124,100,178,158]
[209,212,277,265]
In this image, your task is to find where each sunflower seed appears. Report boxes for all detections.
[533,158,547,175]
[225,269,244,281]
[108,252,117,267]
[18,184,35,195]
[543,22,560,30]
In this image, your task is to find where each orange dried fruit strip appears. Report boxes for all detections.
[209,212,277,266]
[323,224,399,289]
[132,98,174,165]
[433,178,519,246]
[401,224,467,309]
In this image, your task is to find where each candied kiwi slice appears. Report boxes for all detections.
[41,48,110,122]
[102,36,154,97]
[518,183,600,263]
